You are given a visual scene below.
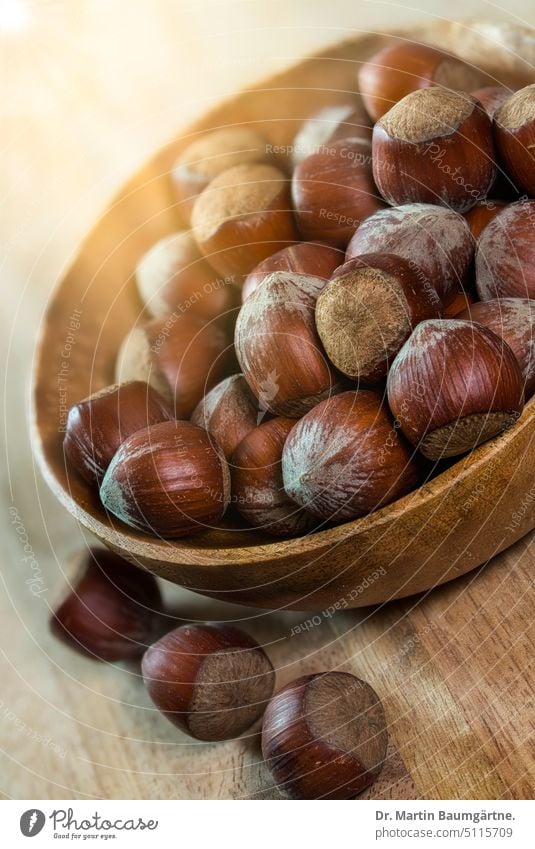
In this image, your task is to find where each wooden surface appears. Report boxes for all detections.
[2,0,535,800]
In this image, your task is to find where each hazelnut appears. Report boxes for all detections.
[191,373,259,460]
[316,253,441,382]
[345,203,473,307]
[282,390,420,521]
[100,420,230,538]
[148,312,228,417]
[291,102,372,167]
[457,298,535,399]
[372,88,496,212]
[494,84,535,197]
[387,319,524,460]
[242,241,343,302]
[142,623,275,741]
[115,314,229,418]
[171,127,272,222]
[443,289,474,319]
[135,231,238,322]
[231,417,317,537]
[471,85,512,118]
[115,327,170,400]
[191,162,297,279]
[262,672,388,799]
[64,381,172,484]
[234,271,338,417]
[358,40,484,122]
[291,138,384,247]
[50,548,162,661]
[476,201,535,300]
[464,199,507,241]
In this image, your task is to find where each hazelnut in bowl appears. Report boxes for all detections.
[32,21,535,611]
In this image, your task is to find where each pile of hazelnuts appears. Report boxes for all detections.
[51,547,388,799]
[56,38,535,800]
[63,39,535,541]
[63,41,535,541]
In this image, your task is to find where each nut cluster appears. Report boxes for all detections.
[50,549,389,798]
[51,36,535,803]
[62,39,534,542]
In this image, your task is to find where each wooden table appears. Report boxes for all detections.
[1,0,534,800]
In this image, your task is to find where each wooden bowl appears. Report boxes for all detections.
[32,20,535,611]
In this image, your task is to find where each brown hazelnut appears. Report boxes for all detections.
[457,298,535,398]
[291,102,372,167]
[494,84,535,197]
[50,548,162,661]
[262,672,388,799]
[471,85,512,117]
[64,381,172,485]
[282,390,420,521]
[443,290,474,318]
[135,231,238,322]
[464,199,507,241]
[231,417,317,537]
[358,40,484,122]
[142,623,275,741]
[316,253,441,382]
[476,201,535,300]
[387,319,524,460]
[171,127,272,222]
[115,315,229,418]
[115,327,170,400]
[191,162,297,278]
[291,138,384,247]
[191,374,259,460]
[242,241,343,302]
[100,420,230,538]
[345,203,473,307]
[234,271,338,417]
[372,88,496,212]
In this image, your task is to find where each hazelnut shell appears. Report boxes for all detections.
[242,241,343,302]
[50,548,162,661]
[234,271,338,417]
[346,202,473,307]
[282,390,420,521]
[291,138,384,247]
[144,314,229,418]
[316,253,442,382]
[191,162,297,279]
[457,298,535,399]
[372,88,496,213]
[191,373,259,460]
[231,417,317,537]
[476,200,535,301]
[135,231,237,322]
[64,381,173,484]
[358,40,484,121]
[262,672,388,799]
[494,84,535,197]
[142,623,275,741]
[171,127,272,222]
[100,420,230,538]
[387,319,524,460]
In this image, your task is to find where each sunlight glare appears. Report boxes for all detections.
[0,0,31,35]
